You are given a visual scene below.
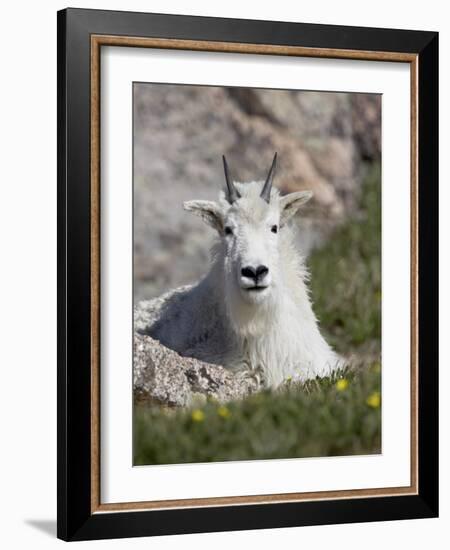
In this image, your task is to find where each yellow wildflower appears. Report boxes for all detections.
[335,378,349,391]
[191,409,205,422]
[366,391,381,408]
[217,406,231,419]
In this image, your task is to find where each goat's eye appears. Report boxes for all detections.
[271,225,278,234]
[224,226,233,236]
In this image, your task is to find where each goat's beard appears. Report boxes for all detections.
[224,275,278,338]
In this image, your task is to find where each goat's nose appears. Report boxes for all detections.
[256,265,269,279]
[241,266,257,280]
[241,265,269,280]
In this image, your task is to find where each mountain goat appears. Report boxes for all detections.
[145,154,344,388]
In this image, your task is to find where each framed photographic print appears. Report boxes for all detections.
[57,8,438,541]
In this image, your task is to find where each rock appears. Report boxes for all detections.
[350,94,382,161]
[134,295,258,407]
[133,333,258,407]
[133,84,380,302]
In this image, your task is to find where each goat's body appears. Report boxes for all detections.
[141,167,344,388]
[146,221,343,387]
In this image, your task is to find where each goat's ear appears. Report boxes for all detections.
[183,200,224,233]
[279,190,313,226]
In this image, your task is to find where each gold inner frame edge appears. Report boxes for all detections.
[90,34,419,514]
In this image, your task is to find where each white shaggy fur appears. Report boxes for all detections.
[147,180,344,388]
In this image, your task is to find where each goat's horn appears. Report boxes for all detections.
[260,152,277,204]
[222,155,241,203]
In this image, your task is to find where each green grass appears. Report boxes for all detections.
[134,162,382,465]
[134,366,381,465]
[309,162,381,355]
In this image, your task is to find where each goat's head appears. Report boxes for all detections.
[184,154,312,306]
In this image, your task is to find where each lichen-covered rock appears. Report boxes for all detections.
[134,333,258,407]
[134,296,258,407]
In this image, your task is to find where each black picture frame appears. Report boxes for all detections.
[57,7,438,541]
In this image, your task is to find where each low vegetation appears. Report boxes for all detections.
[309,162,381,355]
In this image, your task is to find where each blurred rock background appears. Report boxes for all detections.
[133,83,381,302]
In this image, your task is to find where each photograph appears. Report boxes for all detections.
[132,82,382,466]
[0,0,444,545]
[52,5,439,542]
